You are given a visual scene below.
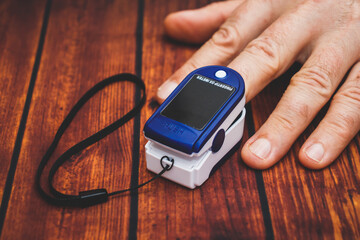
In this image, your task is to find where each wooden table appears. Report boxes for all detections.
[1,0,359,239]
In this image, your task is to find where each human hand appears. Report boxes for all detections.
[156,0,360,169]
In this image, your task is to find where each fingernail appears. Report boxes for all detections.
[157,80,178,101]
[249,138,271,160]
[305,143,324,163]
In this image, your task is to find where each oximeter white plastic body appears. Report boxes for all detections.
[144,66,246,189]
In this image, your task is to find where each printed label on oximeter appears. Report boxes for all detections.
[161,74,235,130]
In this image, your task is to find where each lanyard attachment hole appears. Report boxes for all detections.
[160,156,174,171]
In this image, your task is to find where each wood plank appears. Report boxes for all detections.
[250,64,360,239]
[0,0,46,203]
[138,0,267,238]
[2,0,358,239]
[1,0,139,239]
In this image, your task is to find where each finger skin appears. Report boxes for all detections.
[157,0,280,102]
[299,62,360,169]
[164,1,242,44]
[241,29,360,169]
[227,0,330,102]
[158,0,360,171]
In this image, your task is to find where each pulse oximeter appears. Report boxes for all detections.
[144,66,246,188]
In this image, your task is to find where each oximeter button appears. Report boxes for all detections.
[212,129,225,153]
[215,70,227,78]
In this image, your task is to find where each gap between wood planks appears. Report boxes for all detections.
[0,0,53,236]
[0,0,277,239]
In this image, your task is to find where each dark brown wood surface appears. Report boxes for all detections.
[0,0,359,239]
[0,0,46,202]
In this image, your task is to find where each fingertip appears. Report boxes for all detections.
[155,93,165,104]
[164,1,239,44]
[163,13,183,40]
[156,79,178,104]
[164,11,208,44]
[241,137,276,170]
[298,141,331,170]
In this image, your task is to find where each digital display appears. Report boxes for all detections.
[161,74,235,130]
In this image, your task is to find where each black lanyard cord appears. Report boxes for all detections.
[35,73,170,207]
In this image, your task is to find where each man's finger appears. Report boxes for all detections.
[157,0,282,102]
[299,62,360,169]
[241,30,360,169]
[164,1,243,44]
[227,0,332,102]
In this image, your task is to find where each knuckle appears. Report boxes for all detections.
[292,101,311,121]
[186,58,201,70]
[291,66,333,100]
[272,112,297,132]
[271,102,311,131]
[337,112,356,130]
[321,68,360,142]
[325,112,357,141]
[332,75,360,123]
[335,84,360,107]
[211,23,239,49]
[245,37,278,61]
[243,36,281,75]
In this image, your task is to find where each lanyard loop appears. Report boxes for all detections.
[36,73,169,207]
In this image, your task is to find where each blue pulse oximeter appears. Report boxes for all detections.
[144,66,246,188]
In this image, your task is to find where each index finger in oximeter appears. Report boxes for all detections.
[144,66,246,189]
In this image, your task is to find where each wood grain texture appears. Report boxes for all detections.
[0,0,359,239]
[0,0,46,201]
[138,1,267,239]
[1,0,139,239]
[250,64,360,239]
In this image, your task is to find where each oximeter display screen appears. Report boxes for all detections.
[161,74,235,130]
